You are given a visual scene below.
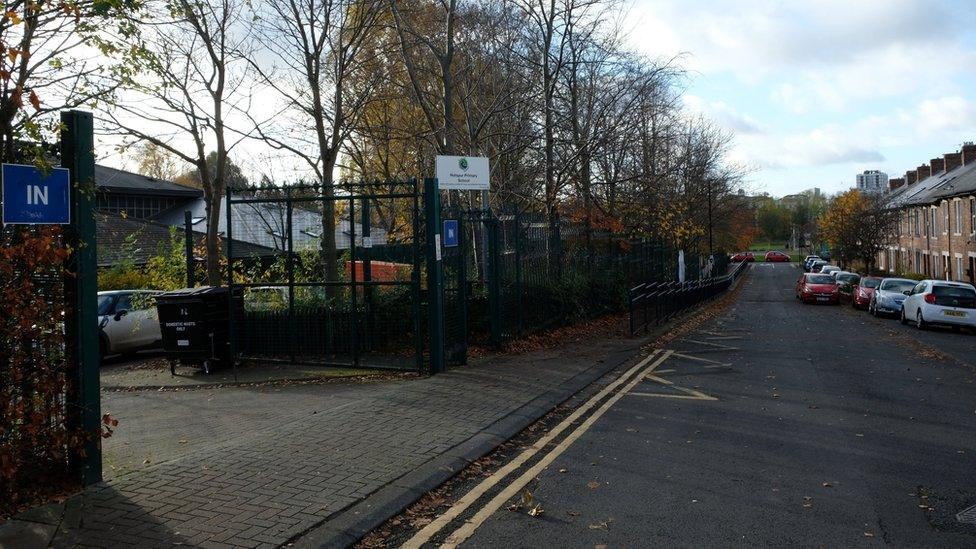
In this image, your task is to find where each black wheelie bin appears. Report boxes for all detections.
[156,286,243,374]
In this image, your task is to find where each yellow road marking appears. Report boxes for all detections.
[401,349,670,549]
[436,350,675,548]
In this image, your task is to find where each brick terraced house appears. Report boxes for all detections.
[879,143,976,284]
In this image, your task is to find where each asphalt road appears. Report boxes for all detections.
[448,263,976,547]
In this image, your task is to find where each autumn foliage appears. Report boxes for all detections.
[0,226,91,516]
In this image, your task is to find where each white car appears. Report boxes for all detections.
[900,280,976,331]
[98,290,163,357]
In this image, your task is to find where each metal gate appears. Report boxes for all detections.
[226,180,425,371]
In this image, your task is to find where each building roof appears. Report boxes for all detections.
[95,165,202,198]
[96,212,276,267]
[885,160,976,209]
[152,196,390,257]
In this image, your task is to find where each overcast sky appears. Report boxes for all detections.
[627,0,976,197]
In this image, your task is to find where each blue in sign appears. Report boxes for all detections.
[443,219,459,247]
[2,163,71,225]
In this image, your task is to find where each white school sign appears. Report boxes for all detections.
[435,155,489,190]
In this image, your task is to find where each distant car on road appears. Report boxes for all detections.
[795,273,840,304]
[730,252,755,262]
[809,260,828,273]
[851,276,882,309]
[821,265,841,276]
[764,250,790,262]
[869,278,916,317]
[98,290,163,358]
[900,280,976,331]
[803,255,821,271]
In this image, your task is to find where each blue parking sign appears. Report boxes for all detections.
[443,219,459,247]
[2,163,71,225]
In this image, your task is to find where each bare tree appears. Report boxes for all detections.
[248,0,383,288]
[104,0,254,285]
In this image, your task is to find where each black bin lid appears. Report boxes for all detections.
[157,286,230,301]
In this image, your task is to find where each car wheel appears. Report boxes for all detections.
[916,311,926,330]
[868,301,875,316]
[900,309,908,325]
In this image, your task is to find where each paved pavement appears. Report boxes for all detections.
[433,263,976,547]
[1,322,646,548]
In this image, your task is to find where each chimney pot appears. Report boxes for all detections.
[930,158,945,174]
[906,170,918,185]
[888,177,905,191]
[963,142,976,166]
[944,152,962,172]
[917,164,931,181]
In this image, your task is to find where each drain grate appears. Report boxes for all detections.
[957,504,976,524]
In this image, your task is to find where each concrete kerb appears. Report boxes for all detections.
[292,272,750,549]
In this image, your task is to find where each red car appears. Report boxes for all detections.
[764,250,790,262]
[851,276,882,309]
[731,252,756,262]
[796,273,840,304]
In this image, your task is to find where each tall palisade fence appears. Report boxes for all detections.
[224,180,743,373]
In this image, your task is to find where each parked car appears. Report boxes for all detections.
[795,273,840,304]
[98,290,163,357]
[869,278,916,317]
[810,260,828,273]
[900,280,976,330]
[821,265,841,276]
[834,272,861,300]
[851,276,882,309]
[730,252,756,262]
[803,255,822,271]
[764,250,791,262]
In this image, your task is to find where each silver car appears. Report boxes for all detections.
[868,278,916,317]
[821,265,841,276]
[98,290,163,357]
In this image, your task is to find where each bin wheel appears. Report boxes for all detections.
[169,361,176,376]
[203,360,212,375]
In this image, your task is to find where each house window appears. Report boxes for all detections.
[957,257,964,281]
[971,197,975,235]
[954,200,962,234]
[944,203,950,234]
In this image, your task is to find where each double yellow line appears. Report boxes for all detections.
[403,349,674,548]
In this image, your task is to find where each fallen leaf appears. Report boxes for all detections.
[178,439,188,444]
[559,468,567,473]
[864,532,875,538]
[587,481,600,490]
[567,511,581,517]
[822,482,832,488]
[528,504,544,517]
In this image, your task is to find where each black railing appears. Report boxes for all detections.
[629,260,748,336]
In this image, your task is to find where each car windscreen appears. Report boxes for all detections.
[932,285,976,308]
[836,274,859,283]
[97,295,115,316]
[879,280,915,293]
[860,278,881,289]
[806,275,834,284]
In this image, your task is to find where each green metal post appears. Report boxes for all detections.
[184,210,195,288]
[424,178,445,374]
[487,219,502,346]
[456,211,467,364]
[362,198,373,352]
[62,110,101,486]
[411,179,423,372]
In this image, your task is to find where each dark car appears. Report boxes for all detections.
[796,273,840,304]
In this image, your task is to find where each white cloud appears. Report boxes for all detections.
[683,95,767,134]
